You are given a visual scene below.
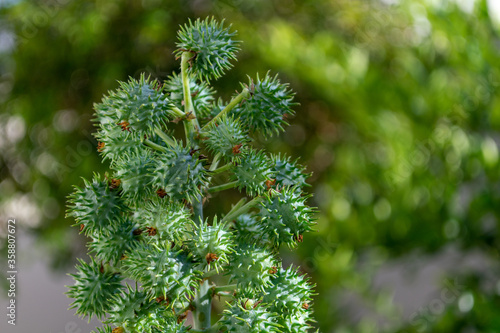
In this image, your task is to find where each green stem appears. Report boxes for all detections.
[213,284,237,294]
[209,153,221,172]
[224,197,247,218]
[169,106,185,118]
[207,181,238,193]
[201,88,250,131]
[181,52,209,331]
[221,196,262,223]
[193,280,211,330]
[210,162,233,175]
[143,139,167,152]
[154,127,176,147]
[181,51,200,140]
[193,196,204,225]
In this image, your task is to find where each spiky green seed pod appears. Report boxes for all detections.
[151,141,208,202]
[106,285,177,333]
[263,266,313,315]
[66,258,124,320]
[164,72,215,119]
[94,74,174,133]
[259,187,316,247]
[122,243,201,304]
[133,198,192,242]
[175,17,239,81]
[234,214,269,247]
[204,115,250,162]
[277,311,315,333]
[88,219,139,265]
[232,150,273,196]
[93,125,143,163]
[221,300,281,333]
[113,150,155,201]
[186,217,234,272]
[227,244,276,291]
[90,326,113,333]
[232,73,297,136]
[270,154,310,190]
[67,174,127,236]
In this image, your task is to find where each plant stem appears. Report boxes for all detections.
[221,196,262,223]
[169,105,185,118]
[193,279,211,330]
[181,51,210,331]
[154,128,176,147]
[210,162,233,175]
[201,88,250,131]
[209,153,221,172]
[143,139,167,152]
[181,51,200,141]
[207,181,238,193]
[213,284,237,294]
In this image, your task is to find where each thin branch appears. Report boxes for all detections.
[221,196,262,223]
[143,139,167,152]
[154,127,176,147]
[207,181,238,193]
[210,162,233,175]
[201,88,250,131]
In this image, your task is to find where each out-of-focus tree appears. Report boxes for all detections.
[1,0,500,332]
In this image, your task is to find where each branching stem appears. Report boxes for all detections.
[221,196,262,223]
[181,51,200,140]
[169,105,185,118]
[207,181,238,193]
[202,88,250,131]
[210,162,233,175]
[193,280,211,330]
[213,284,237,294]
[154,127,176,147]
[143,139,167,152]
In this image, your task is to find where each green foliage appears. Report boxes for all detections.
[65,17,317,332]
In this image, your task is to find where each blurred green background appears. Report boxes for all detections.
[1,0,500,332]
